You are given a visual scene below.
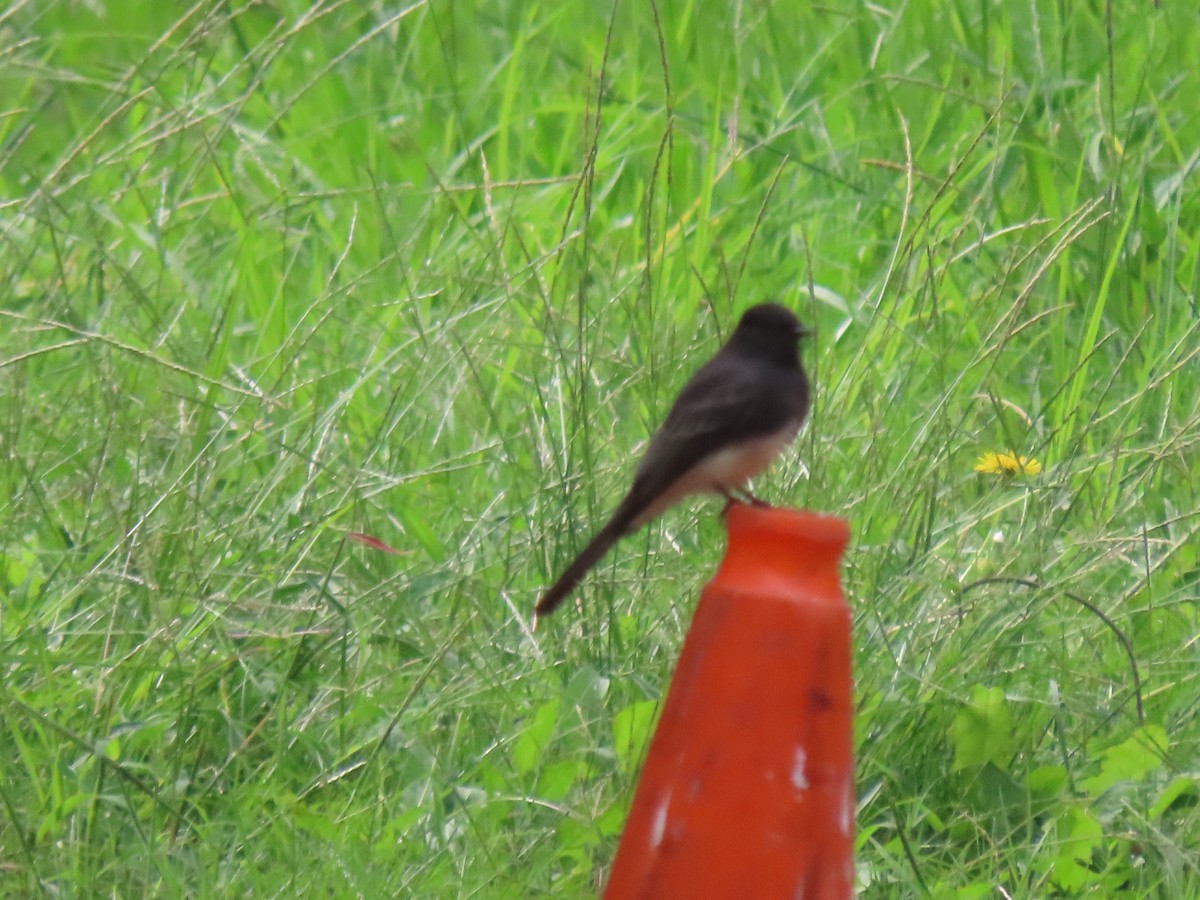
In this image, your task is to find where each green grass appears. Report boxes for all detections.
[2,0,1198,896]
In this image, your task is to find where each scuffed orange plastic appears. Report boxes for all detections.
[604,504,854,900]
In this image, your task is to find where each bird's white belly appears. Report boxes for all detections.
[632,427,796,527]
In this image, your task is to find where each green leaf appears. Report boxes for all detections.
[1048,807,1104,892]
[1078,724,1168,796]
[1148,775,1199,820]
[1027,765,1069,797]
[537,760,582,801]
[949,685,1014,771]
[612,699,660,775]
[596,800,628,837]
[396,505,446,562]
[511,698,559,775]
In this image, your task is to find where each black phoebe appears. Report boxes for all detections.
[535,303,810,618]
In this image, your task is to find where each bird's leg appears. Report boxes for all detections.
[732,485,772,508]
[718,486,773,519]
[717,486,737,519]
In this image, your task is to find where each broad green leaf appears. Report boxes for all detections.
[949,685,1014,771]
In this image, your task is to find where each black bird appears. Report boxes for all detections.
[536,303,811,618]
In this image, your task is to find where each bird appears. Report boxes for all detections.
[535,303,811,619]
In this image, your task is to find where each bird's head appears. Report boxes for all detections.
[728,303,810,365]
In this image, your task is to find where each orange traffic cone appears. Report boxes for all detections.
[605,504,854,899]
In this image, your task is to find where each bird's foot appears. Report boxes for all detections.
[733,487,772,508]
[719,487,773,518]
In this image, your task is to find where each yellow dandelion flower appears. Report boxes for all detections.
[974,451,1042,476]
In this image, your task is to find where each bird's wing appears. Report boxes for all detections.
[620,354,799,518]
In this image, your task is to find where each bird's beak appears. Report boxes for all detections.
[795,322,813,339]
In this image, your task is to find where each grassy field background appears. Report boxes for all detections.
[2,1,1198,896]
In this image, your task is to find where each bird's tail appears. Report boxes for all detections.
[534,515,628,618]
